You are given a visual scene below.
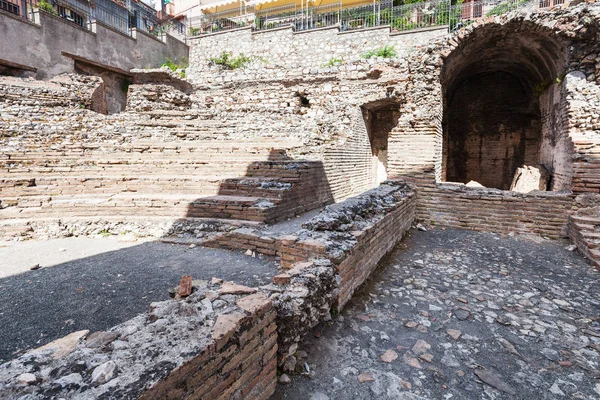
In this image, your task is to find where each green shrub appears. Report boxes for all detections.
[37,0,56,14]
[322,57,343,68]
[208,51,256,70]
[161,57,188,73]
[189,26,201,36]
[486,0,529,16]
[362,44,397,59]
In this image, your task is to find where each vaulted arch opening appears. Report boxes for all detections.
[441,22,570,191]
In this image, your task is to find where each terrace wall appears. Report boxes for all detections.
[187,25,447,83]
[0,9,188,79]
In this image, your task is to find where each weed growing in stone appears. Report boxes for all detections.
[361,45,397,59]
[323,57,343,68]
[161,57,188,78]
[208,52,262,69]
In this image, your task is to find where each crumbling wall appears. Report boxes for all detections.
[0,281,277,400]
[278,181,416,308]
[392,3,600,236]
[264,259,338,370]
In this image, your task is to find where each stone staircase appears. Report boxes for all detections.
[568,207,600,267]
[0,138,332,238]
[0,77,334,239]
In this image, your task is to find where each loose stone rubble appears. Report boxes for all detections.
[275,228,600,400]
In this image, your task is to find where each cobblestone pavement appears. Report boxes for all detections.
[274,228,600,400]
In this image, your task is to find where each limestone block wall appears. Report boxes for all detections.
[187,25,447,84]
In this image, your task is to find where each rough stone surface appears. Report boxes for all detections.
[274,228,600,399]
[0,281,277,399]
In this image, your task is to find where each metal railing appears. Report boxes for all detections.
[0,0,180,40]
[189,0,555,36]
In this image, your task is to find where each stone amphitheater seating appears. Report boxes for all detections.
[1,109,332,237]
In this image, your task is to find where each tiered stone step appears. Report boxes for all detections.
[187,195,280,222]
[568,209,600,267]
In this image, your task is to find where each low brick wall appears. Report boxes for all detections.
[0,281,277,400]
[204,227,282,257]
[278,181,417,309]
[416,183,575,239]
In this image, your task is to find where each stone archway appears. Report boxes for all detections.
[440,22,570,191]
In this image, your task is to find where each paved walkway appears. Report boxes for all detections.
[275,228,600,400]
[0,239,276,363]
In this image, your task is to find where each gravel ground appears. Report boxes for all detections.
[274,228,600,400]
[0,238,277,363]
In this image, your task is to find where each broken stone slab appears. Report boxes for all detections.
[219,281,257,295]
[411,339,431,355]
[273,273,292,285]
[91,361,116,385]
[235,292,271,315]
[474,368,516,395]
[212,312,245,350]
[85,331,118,349]
[358,372,375,383]
[380,349,398,363]
[509,165,549,193]
[466,180,484,188]
[31,330,89,359]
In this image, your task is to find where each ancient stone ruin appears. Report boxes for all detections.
[1,2,600,399]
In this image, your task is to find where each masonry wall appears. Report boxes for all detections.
[0,9,188,79]
[187,25,447,83]
[417,183,575,239]
[0,283,277,400]
[445,71,542,189]
[278,182,417,309]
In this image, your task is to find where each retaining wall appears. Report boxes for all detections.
[416,183,576,239]
[278,181,416,309]
[0,9,188,79]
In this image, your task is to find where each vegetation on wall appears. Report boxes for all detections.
[161,57,188,78]
[486,0,529,16]
[37,0,57,15]
[362,45,397,59]
[208,52,260,69]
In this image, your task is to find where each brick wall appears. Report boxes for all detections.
[278,182,417,309]
[140,292,277,400]
[567,207,600,268]
[417,183,575,239]
[445,71,541,190]
[0,282,278,400]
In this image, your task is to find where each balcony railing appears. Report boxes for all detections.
[0,0,179,40]
[189,0,552,36]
